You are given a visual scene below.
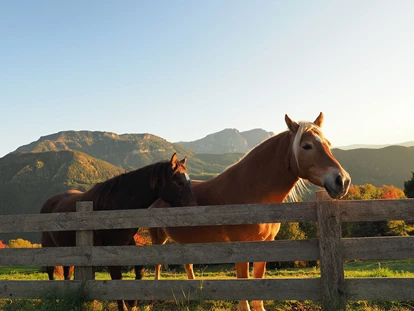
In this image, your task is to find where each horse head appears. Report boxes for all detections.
[286,112,351,199]
[152,153,197,207]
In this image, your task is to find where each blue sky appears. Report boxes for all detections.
[1,1,414,157]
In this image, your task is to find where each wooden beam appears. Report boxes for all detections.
[1,199,413,233]
[74,201,94,281]
[0,279,321,301]
[316,190,346,311]
[345,278,414,301]
[339,199,414,222]
[343,236,414,260]
[0,202,317,233]
[0,240,320,266]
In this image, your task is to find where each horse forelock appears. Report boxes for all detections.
[292,122,328,168]
[149,160,188,189]
[149,161,168,189]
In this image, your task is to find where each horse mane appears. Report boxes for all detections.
[287,121,329,202]
[148,160,172,189]
[285,178,309,202]
[237,123,320,203]
[88,160,174,210]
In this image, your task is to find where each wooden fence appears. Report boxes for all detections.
[0,191,413,311]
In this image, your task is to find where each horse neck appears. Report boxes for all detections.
[83,167,157,210]
[194,131,299,205]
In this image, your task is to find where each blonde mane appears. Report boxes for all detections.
[286,121,327,202]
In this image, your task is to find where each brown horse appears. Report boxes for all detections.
[41,153,197,311]
[149,113,351,311]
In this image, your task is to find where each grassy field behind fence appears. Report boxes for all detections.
[1,260,413,311]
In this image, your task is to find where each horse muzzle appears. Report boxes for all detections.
[323,171,351,199]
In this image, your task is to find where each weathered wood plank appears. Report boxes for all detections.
[0,202,317,233]
[2,236,411,267]
[0,240,320,266]
[1,199,413,233]
[74,202,94,281]
[316,191,346,311]
[345,278,414,301]
[0,279,321,300]
[343,236,414,260]
[340,199,414,222]
[1,278,412,301]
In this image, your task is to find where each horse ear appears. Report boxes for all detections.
[314,112,324,128]
[170,153,178,169]
[180,156,187,166]
[285,114,299,133]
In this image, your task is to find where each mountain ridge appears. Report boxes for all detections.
[335,141,414,150]
[176,128,274,154]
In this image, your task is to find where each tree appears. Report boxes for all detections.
[0,240,7,248]
[8,238,41,248]
[276,222,306,240]
[404,172,414,198]
[379,185,406,199]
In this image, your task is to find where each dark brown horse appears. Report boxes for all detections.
[149,113,351,311]
[41,153,197,311]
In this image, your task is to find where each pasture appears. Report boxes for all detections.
[1,261,413,311]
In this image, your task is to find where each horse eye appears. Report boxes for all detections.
[302,143,312,150]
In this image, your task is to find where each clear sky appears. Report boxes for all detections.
[1,1,414,157]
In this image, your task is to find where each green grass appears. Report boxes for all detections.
[1,261,413,310]
[0,286,90,311]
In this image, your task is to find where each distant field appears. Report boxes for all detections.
[1,260,413,310]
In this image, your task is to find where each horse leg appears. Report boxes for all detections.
[236,262,251,311]
[184,264,195,279]
[46,266,54,280]
[251,262,267,311]
[63,266,72,280]
[154,264,162,280]
[127,238,145,308]
[108,266,126,311]
[149,228,168,280]
[68,266,75,280]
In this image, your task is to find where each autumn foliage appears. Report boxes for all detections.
[133,229,152,246]
[0,240,7,248]
[343,184,406,200]
[7,238,41,248]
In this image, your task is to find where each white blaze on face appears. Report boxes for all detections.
[314,133,322,143]
[185,173,191,181]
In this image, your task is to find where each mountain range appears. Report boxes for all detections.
[1,128,413,242]
[176,128,274,154]
[336,141,414,150]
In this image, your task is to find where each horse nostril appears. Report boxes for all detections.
[344,178,351,189]
[335,174,344,188]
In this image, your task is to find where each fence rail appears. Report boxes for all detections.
[0,194,413,311]
[0,237,413,267]
[1,199,413,233]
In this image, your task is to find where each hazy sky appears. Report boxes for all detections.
[1,1,414,157]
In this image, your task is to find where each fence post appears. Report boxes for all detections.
[316,190,346,311]
[74,201,94,281]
